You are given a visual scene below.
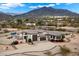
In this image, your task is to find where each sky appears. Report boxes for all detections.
[0,3,79,14]
[0,0,79,3]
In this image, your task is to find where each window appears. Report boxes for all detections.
[56,36,61,39]
[50,35,53,38]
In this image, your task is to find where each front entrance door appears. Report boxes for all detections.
[24,36,27,42]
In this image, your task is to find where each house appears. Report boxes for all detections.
[25,23,36,26]
[12,30,70,42]
[1,28,18,32]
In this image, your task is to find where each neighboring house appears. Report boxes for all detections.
[1,28,18,32]
[25,23,36,26]
[12,30,70,42]
[60,27,79,32]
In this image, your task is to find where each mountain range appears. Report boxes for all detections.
[15,7,79,19]
[0,7,79,21]
[0,12,13,21]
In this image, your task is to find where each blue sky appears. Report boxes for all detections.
[0,3,79,14]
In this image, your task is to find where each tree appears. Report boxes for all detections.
[16,19,23,25]
[36,20,45,26]
[24,19,29,22]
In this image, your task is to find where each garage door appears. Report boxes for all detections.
[33,35,37,41]
[40,37,46,41]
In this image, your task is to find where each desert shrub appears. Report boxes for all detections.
[44,51,52,56]
[59,45,71,56]
[56,28,66,31]
[20,41,23,43]
[4,30,10,33]
[48,28,55,31]
[28,39,32,43]
[77,30,79,33]
[11,41,19,45]
[28,39,33,45]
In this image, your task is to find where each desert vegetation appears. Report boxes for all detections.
[0,16,79,30]
[59,45,71,56]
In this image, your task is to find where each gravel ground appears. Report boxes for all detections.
[0,33,79,56]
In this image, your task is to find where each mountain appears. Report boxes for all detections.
[15,7,79,19]
[0,7,79,21]
[7,13,17,16]
[0,12,13,21]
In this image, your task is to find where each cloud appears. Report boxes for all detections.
[0,0,27,3]
[29,4,55,9]
[0,3,25,9]
[0,0,79,3]
[46,4,55,7]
